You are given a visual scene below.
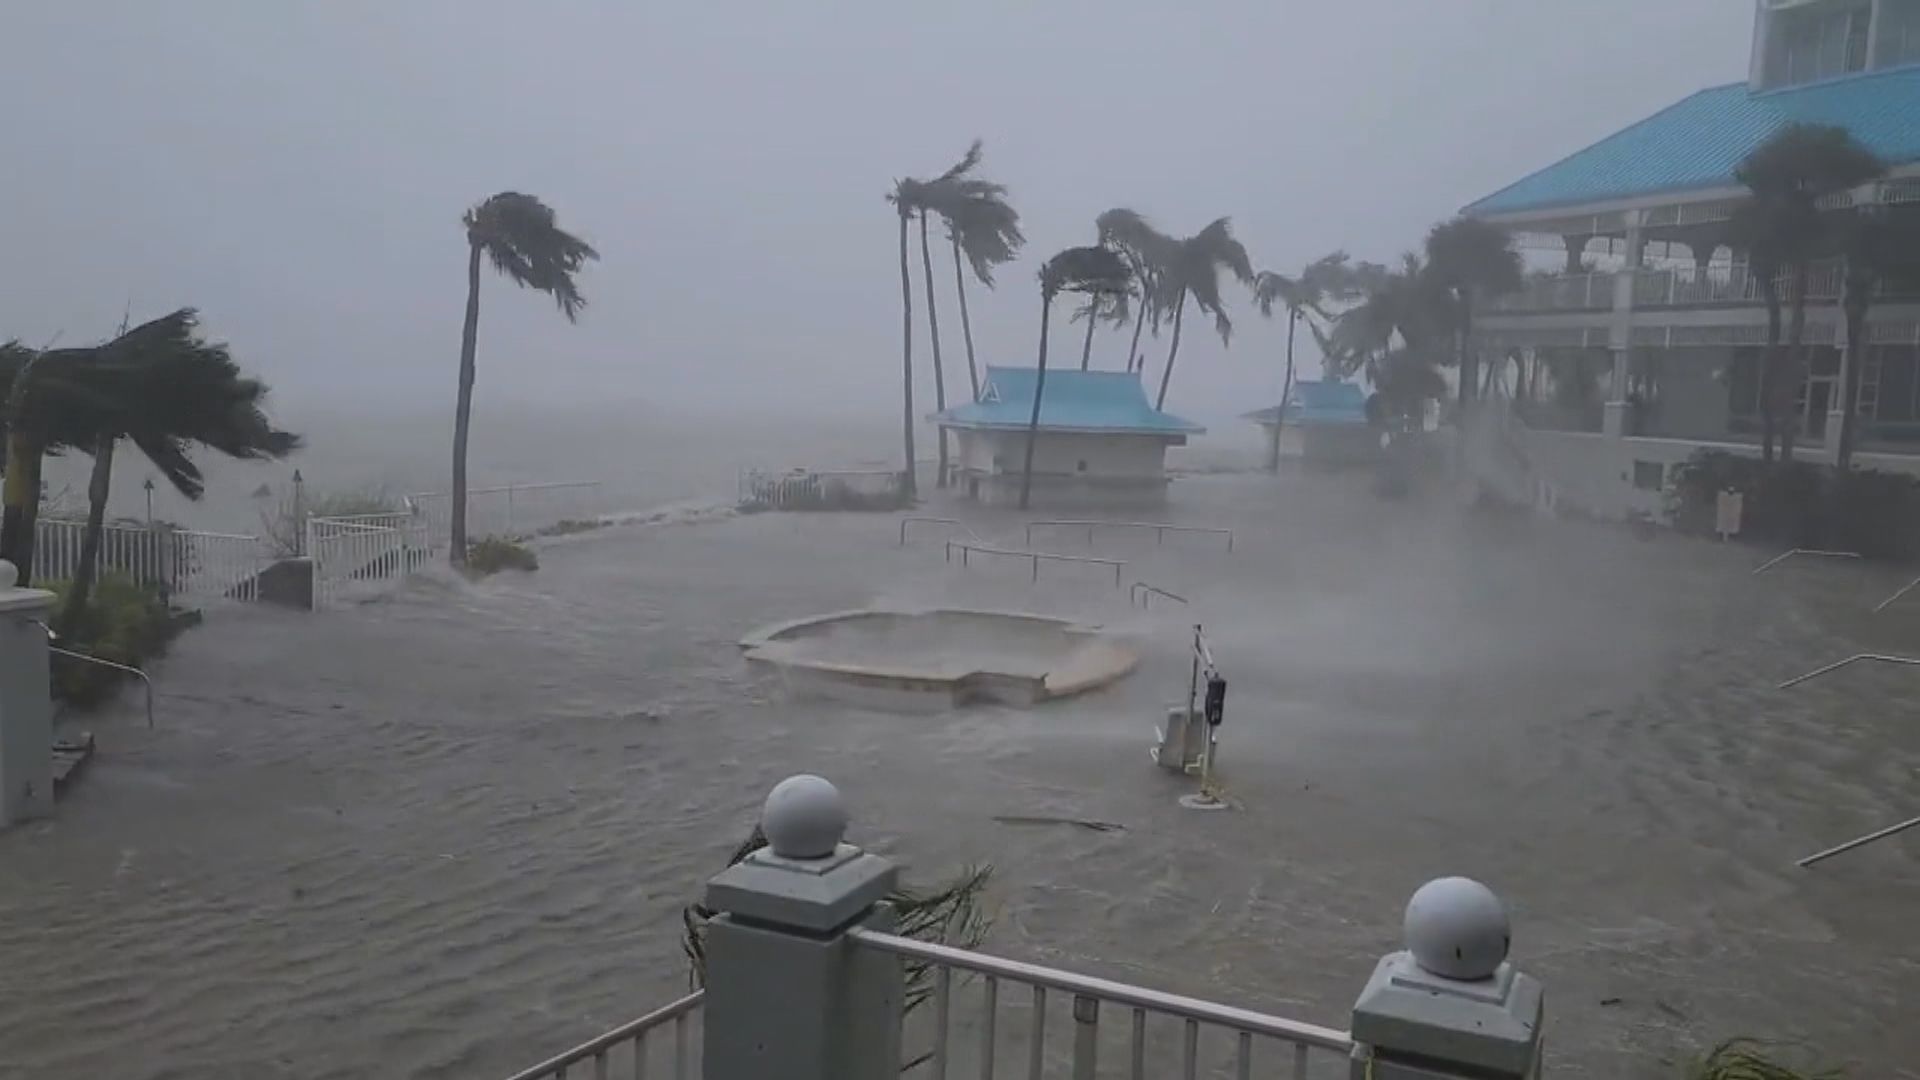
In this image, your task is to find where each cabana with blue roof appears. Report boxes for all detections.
[1243,380,1379,467]
[1462,0,1920,518]
[933,367,1204,507]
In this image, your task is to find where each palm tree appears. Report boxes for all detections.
[1315,255,1451,426]
[934,168,1023,401]
[452,192,597,565]
[65,312,297,625]
[1070,288,1132,370]
[1833,201,1909,469]
[1423,217,1522,407]
[1095,209,1176,375]
[1020,247,1134,509]
[1253,252,1355,470]
[1152,218,1255,409]
[1733,124,1884,463]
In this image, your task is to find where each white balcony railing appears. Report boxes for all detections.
[500,991,702,1080]
[1486,272,1615,313]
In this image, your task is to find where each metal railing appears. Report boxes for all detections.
[945,541,1124,586]
[1485,272,1616,313]
[850,928,1352,1080]
[1129,581,1188,609]
[500,991,702,1080]
[34,519,272,603]
[1024,520,1234,553]
[1751,548,1861,576]
[1777,652,1920,689]
[899,516,971,546]
[408,481,603,549]
[738,468,907,512]
[307,512,430,610]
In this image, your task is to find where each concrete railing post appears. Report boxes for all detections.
[1349,877,1545,1079]
[702,775,904,1080]
[0,561,56,827]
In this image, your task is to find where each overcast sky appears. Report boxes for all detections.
[4,1,1756,425]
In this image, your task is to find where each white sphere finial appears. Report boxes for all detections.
[0,560,17,589]
[1404,877,1510,980]
[761,774,848,859]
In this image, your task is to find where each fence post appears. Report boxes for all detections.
[701,775,904,1080]
[0,561,55,827]
[1349,877,1544,1079]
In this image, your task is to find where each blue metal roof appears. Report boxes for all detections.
[936,367,1204,436]
[1467,65,1920,216]
[1243,380,1368,427]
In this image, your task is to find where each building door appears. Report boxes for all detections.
[1802,376,1834,442]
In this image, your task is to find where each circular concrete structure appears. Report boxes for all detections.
[739,608,1137,706]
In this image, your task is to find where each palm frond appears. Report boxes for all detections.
[1685,1038,1846,1080]
[1040,245,1133,300]
[464,192,599,322]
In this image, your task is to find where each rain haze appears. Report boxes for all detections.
[7,3,1920,1079]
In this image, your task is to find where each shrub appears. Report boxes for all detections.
[535,518,604,538]
[44,576,199,709]
[1667,450,1920,561]
[466,536,538,576]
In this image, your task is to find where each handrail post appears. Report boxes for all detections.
[702,776,903,1080]
[1349,879,1544,1079]
[0,566,56,826]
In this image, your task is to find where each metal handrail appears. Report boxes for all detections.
[1874,573,1920,613]
[1026,519,1234,552]
[848,927,1353,1054]
[49,646,155,730]
[1751,548,1861,576]
[945,540,1124,586]
[1130,581,1189,609]
[499,990,702,1080]
[898,516,966,545]
[1799,815,1920,867]
[1777,653,1920,689]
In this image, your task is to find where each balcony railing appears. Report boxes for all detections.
[1483,259,1920,315]
[500,776,1546,1080]
[1486,271,1615,313]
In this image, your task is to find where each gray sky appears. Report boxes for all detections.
[4,1,1754,425]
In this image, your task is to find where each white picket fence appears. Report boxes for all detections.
[405,481,602,552]
[306,512,430,610]
[33,518,272,603]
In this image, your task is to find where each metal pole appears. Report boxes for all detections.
[1798,815,1920,867]
[1874,574,1920,613]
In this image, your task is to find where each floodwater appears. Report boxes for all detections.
[3,464,1919,1079]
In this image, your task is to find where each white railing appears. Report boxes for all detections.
[944,540,1125,586]
[1486,272,1615,313]
[738,468,907,512]
[1025,520,1234,552]
[407,481,603,550]
[500,992,703,1080]
[33,519,272,603]
[307,512,429,610]
[851,929,1354,1080]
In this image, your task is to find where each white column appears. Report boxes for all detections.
[1867,0,1887,69]
[0,564,56,827]
[1349,878,1545,1079]
[701,776,904,1080]
[1826,312,1854,466]
[1605,213,1645,438]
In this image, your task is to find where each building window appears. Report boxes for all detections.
[992,453,1006,472]
[1772,2,1872,87]
[1076,459,1088,473]
[1632,460,1665,492]
[1881,0,1920,67]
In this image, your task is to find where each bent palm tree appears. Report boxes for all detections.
[452,192,597,565]
[1734,124,1884,463]
[1020,246,1134,509]
[1423,217,1522,407]
[933,164,1023,401]
[1096,209,1175,374]
[1153,218,1255,409]
[1253,252,1354,470]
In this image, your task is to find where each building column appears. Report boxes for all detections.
[701,775,904,1080]
[1349,877,1545,1080]
[1867,0,1887,69]
[1562,235,1589,274]
[1604,212,1645,439]
[0,563,56,827]
[1826,313,1855,466]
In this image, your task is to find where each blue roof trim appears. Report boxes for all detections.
[1242,380,1368,426]
[935,367,1204,436]
[1467,66,1920,216]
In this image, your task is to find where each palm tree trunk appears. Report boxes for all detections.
[1154,291,1187,410]
[1456,298,1477,405]
[1019,290,1054,510]
[60,433,115,630]
[1080,304,1098,370]
[1270,308,1299,472]
[1126,279,1150,374]
[1837,265,1872,470]
[897,210,917,500]
[1782,263,1810,464]
[918,214,949,488]
[0,354,46,585]
[1759,276,1782,465]
[950,235,980,401]
[450,240,482,566]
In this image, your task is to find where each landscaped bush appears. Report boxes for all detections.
[45,576,199,708]
[1667,449,1920,561]
[466,536,539,576]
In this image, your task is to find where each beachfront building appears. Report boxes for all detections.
[933,366,1202,507]
[1467,0,1920,517]
[1244,379,1380,467]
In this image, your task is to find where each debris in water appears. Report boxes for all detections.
[992,815,1125,833]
